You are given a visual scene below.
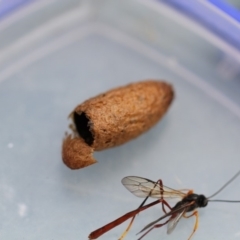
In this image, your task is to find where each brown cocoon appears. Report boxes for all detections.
[62,135,96,169]
[62,80,174,169]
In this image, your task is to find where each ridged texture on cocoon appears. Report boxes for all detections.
[62,80,174,169]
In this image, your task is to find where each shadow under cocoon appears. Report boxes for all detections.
[73,112,94,146]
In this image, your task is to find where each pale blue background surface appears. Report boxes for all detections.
[0,0,240,239]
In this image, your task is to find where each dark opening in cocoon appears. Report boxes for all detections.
[73,112,94,146]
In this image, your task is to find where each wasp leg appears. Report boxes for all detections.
[158,179,172,214]
[118,214,136,240]
[118,199,171,240]
[119,178,171,240]
[137,219,170,240]
[183,211,199,240]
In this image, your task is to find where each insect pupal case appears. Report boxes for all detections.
[62,80,174,169]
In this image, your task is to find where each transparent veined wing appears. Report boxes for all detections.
[167,209,186,234]
[137,201,192,238]
[122,176,188,199]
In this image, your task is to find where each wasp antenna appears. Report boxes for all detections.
[208,200,240,203]
[208,170,240,199]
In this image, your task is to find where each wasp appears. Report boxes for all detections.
[89,170,240,239]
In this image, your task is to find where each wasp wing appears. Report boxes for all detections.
[167,209,186,234]
[137,202,194,240]
[122,176,187,199]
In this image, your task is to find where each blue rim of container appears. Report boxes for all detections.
[1,0,240,51]
[208,0,240,22]
[160,0,240,51]
[0,0,36,19]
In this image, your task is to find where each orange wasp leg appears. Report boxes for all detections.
[89,200,160,239]
[119,199,171,240]
[118,214,136,240]
[183,210,199,240]
[119,179,171,240]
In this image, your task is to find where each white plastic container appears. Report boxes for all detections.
[0,0,240,239]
